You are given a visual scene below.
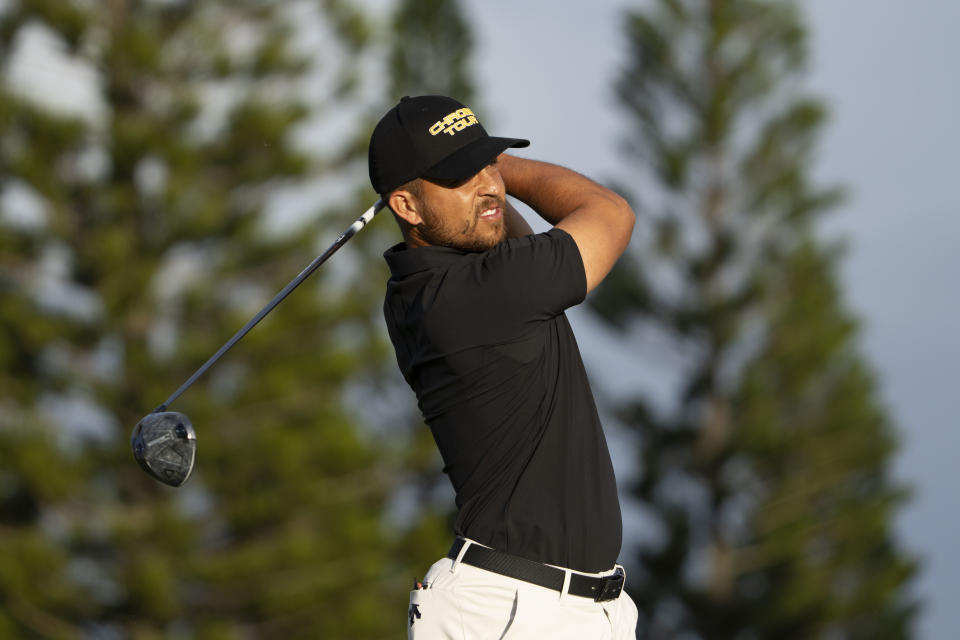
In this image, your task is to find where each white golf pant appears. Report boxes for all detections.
[407,540,638,639]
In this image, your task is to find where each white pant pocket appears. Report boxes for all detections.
[408,588,467,640]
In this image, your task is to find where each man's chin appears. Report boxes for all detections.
[421,221,506,253]
[479,226,508,251]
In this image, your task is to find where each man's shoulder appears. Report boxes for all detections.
[497,227,574,250]
[479,227,576,265]
[387,227,583,306]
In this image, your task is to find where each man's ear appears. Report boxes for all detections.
[388,190,424,227]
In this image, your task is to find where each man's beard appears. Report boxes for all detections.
[418,196,507,252]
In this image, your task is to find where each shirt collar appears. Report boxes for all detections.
[383,242,470,278]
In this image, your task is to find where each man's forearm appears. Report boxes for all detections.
[497,154,623,226]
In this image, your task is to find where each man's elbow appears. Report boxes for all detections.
[605,191,636,240]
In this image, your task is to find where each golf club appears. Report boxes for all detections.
[131,200,386,487]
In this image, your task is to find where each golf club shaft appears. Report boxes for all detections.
[154,200,385,413]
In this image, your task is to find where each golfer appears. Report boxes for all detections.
[370,95,638,639]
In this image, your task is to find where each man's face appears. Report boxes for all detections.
[413,161,508,252]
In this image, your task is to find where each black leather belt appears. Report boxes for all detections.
[447,538,625,602]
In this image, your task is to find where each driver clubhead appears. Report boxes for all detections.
[131,411,197,487]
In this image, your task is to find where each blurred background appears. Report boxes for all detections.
[0,0,953,638]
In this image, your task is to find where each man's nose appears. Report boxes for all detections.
[478,162,503,195]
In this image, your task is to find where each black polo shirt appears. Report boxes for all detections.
[382,228,621,572]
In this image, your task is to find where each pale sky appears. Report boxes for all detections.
[462,1,959,638]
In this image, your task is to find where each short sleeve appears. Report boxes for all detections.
[467,228,587,324]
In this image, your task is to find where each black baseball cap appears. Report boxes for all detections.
[369,95,529,195]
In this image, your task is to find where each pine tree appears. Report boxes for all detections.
[591,1,919,637]
[0,0,426,636]
[727,238,918,638]
[388,0,475,103]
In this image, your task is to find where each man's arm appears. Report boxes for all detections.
[497,154,635,293]
[504,199,536,238]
